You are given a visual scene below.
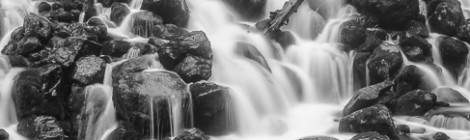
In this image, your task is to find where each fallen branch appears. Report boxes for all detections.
[265,0,304,34]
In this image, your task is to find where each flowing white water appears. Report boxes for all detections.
[188,0,354,139]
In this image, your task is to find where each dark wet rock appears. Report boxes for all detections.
[357,28,386,52]
[353,52,372,88]
[173,55,212,83]
[102,40,133,57]
[105,123,141,140]
[38,2,52,16]
[24,13,52,42]
[141,0,190,27]
[7,55,31,67]
[156,31,213,83]
[85,17,108,42]
[0,129,8,140]
[172,128,210,140]
[343,81,394,116]
[348,0,420,29]
[433,132,450,140]
[2,35,43,56]
[391,89,437,116]
[434,88,469,103]
[223,0,267,20]
[439,36,469,78]
[49,37,85,67]
[396,125,411,136]
[406,20,430,37]
[340,19,367,51]
[428,0,465,36]
[298,136,339,140]
[98,0,131,7]
[110,3,130,25]
[130,11,163,37]
[12,67,65,119]
[17,116,66,140]
[72,56,106,85]
[190,81,234,135]
[399,35,432,62]
[152,24,190,39]
[350,132,390,140]
[235,42,271,71]
[457,19,470,43]
[393,65,435,95]
[367,41,403,84]
[112,56,192,138]
[339,105,398,139]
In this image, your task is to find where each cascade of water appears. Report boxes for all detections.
[459,0,470,18]
[315,5,356,42]
[0,68,23,127]
[284,2,326,40]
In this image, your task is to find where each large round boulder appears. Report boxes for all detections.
[367,41,403,85]
[391,89,437,116]
[399,35,433,62]
[141,0,190,27]
[348,0,420,29]
[439,36,469,78]
[339,104,398,139]
[433,88,469,103]
[343,81,394,116]
[457,19,470,43]
[112,56,192,139]
[189,81,234,135]
[110,3,130,26]
[428,0,465,36]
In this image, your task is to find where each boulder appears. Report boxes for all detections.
[348,0,420,29]
[12,67,65,119]
[38,2,52,16]
[172,128,210,140]
[428,0,465,36]
[102,40,133,57]
[457,19,470,43]
[110,3,130,25]
[157,31,213,83]
[339,105,398,139]
[350,132,390,140]
[406,20,430,37]
[17,116,66,140]
[0,129,8,140]
[223,0,267,20]
[23,13,52,42]
[339,18,367,51]
[399,35,433,62]
[112,56,192,138]
[49,37,85,67]
[391,89,437,116]
[343,81,394,116]
[434,88,469,103]
[393,65,435,95]
[433,132,450,140]
[439,36,469,78]
[367,41,403,84]
[72,56,106,85]
[141,0,190,27]
[190,81,234,135]
[357,28,386,52]
[98,0,131,7]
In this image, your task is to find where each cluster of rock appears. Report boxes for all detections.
[337,0,470,139]
[0,0,235,140]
